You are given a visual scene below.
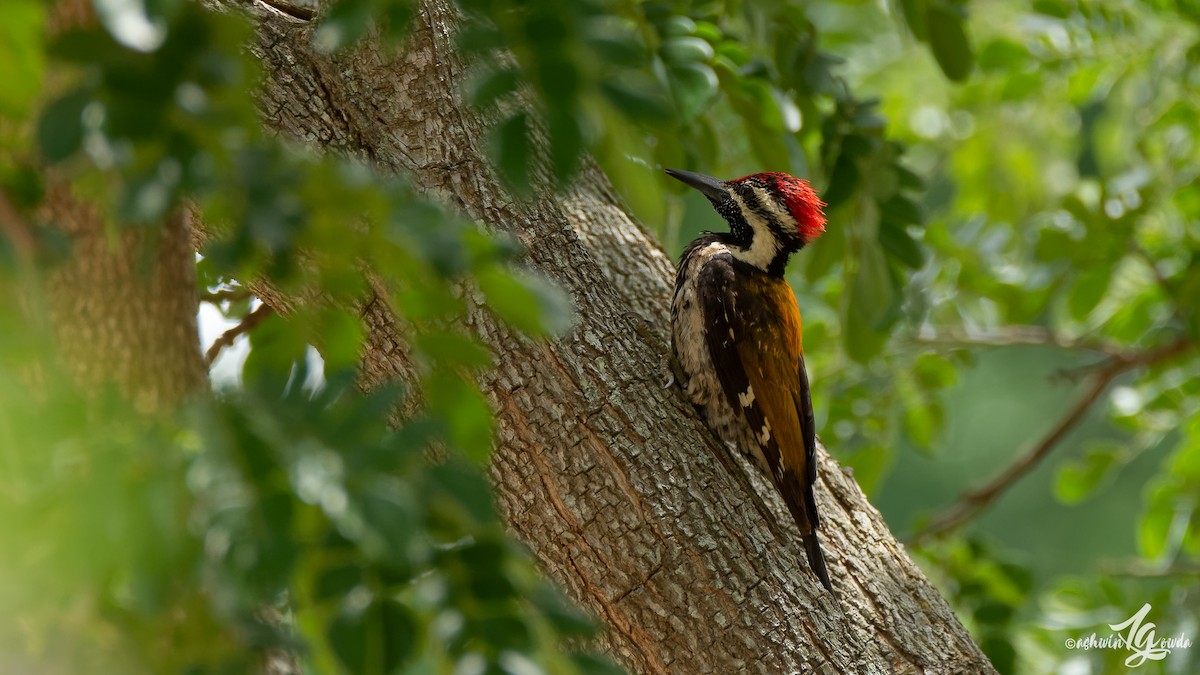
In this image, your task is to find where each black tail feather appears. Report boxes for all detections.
[803,532,834,594]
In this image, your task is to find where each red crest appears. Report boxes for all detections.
[731,172,827,243]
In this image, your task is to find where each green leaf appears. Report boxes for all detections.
[659,36,714,64]
[318,309,365,371]
[880,194,924,226]
[926,3,973,82]
[530,585,598,637]
[975,601,1015,626]
[879,223,926,268]
[469,67,521,110]
[1105,294,1155,343]
[46,27,125,66]
[414,331,493,370]
[1054,443,1120,504]
[477,267,573,337]
[898,371,942,450]
[977,38,1027,72]
[328,598,418,675]
[841,445,891,495]
[571,652,626,675]
[656,15,696,38]
[1171,423,1200,480]
[36,88,91,164]
[822,151,859,209]
[0,164,45,212]
[1032,0,1073,18]
[426,463,495,524]
[425,373,494,463]
[242,309,308,383]
[584,26,647,68]
[801,207,845,284]
[999,562,1033,595]
[492,112,532,193]
[980,635,1016,675]
[315,564,365,602]
[894,163,924,190]
[743,123,792,173]
[1067,266,1111,322]
[666,61,718,123]
[600,79,672,124]
[0,0,44,120]
[313,0,373,54]
[843,244,894,362]
[379,0,415,43]
[454,20,505,55]
[899,0,928,41]
[359,484,417,563]
[1000,71,1041,101]
[1137,483,1175,559]
[467,615,532,652]
[737,79,788,133]
[546,107,584,183]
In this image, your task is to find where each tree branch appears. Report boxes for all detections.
[914,325,1124,356]
[205,303,273,366]
[911,338,1195,545]
[1099,560,1200,578]
[201,287,252,304]
[1129,243,1175,302]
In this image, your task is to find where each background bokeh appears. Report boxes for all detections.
[2,0,1198,673]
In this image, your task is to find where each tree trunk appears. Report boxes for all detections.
[224,1,996,673]
[41,182,208,412]
[33,0,208,411]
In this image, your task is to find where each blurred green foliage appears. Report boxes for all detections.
[2,0,1199,673]
[823,0,1199,671]
[454,0,1200,671]
[0,0,595,673]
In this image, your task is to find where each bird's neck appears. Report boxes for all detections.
[712,192,798,277]
[717,224,794,277]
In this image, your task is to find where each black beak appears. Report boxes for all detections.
[665,168,729,203]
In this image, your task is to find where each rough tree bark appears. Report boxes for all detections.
[42,184,208,412]
[34,0,209,412]
[212,1,997,673]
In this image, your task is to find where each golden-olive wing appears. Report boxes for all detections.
[698,256,832,592]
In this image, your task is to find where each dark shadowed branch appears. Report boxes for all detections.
[201,288,253,304]
[911,338,1195,545]
[205,303,273,366]
[914,325,1126,356]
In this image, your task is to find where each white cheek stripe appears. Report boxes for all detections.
[751,185,799,232]
[728,190,780,271]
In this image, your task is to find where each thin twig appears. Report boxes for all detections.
[205,304,274,366]
[914,325,1124,356]
[910,338,1195,545]
[1099,560,1200,578]
[1129,243,1185,328]
[1129,244,1174,301]
[201,288,252,304]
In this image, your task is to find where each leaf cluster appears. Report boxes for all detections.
[0,0,601,673]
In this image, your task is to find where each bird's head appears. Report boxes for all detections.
[666,169,827,262]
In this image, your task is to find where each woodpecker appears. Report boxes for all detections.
[667,168,834,594]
